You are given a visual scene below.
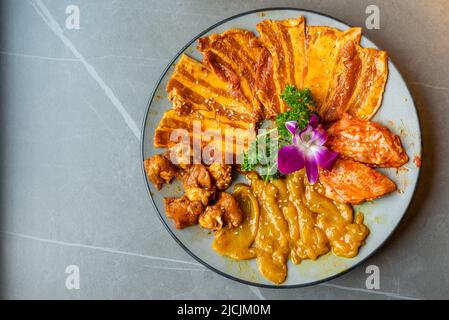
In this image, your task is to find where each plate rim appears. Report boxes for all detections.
[140,7,423,289]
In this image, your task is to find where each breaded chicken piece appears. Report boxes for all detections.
[199,192,243,231]
[144,154,178,190]
[182,164,213,189]
[207,163,232,190]
[164,196,204,229]
[182,164,215,206]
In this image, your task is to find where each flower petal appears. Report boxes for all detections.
[285,121,297,136]
[298,125,313,143]
[313,145,339,170]
[277,145,305,174]
[308,114,319,129]
[314,125,328,146]
[304,152,319,184]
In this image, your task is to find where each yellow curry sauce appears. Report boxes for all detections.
[212,184,259,260]
[212,170,369,284]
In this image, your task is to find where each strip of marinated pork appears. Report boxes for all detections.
[307,26,388,122]
[256,17,307,115]
[198,29,264,121]
[155,55,255,160]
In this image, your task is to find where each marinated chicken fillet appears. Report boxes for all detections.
[319,159,396,204]
[199,192,243,231]
[327,115,408,167]
[144,154,178,190]
[164,196,204,229]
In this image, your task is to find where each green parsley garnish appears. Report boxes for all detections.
[240,85,315,182]
[276,85,315,139]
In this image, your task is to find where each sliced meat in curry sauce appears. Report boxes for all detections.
[270,179,302,264]
[212,184,259,260]
[286,172,330,261]
[250,174,290,285]
[302,175,369,258]
[211,171,369,284]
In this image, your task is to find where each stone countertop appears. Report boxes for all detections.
[1,0,448,299]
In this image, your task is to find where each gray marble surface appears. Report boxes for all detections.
[1,0,448,300]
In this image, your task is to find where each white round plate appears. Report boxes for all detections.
[141,8,422,288]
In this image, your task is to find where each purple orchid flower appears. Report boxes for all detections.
[277,114,339,184]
